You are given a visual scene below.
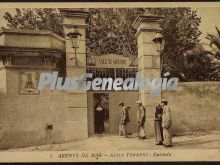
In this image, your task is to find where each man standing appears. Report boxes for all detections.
[154,103,164,145]
[136,100,146,139]
[118,102,130,138]
[161,99,172,147]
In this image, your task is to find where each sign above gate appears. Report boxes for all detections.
[87,54,137,68]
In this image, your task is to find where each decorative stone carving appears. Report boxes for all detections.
[19,71,40,95]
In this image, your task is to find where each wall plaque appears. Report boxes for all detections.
[19,71,39,95]
[87,54,137,68]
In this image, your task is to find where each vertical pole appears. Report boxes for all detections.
[132,14,164,136]
[60,9,89,142]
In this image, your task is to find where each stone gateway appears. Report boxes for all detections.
[0,9,163,149]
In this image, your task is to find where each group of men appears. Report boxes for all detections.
[118,99,172,147]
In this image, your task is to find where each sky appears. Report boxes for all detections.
[194,7,220,46]
[1,7,220,46]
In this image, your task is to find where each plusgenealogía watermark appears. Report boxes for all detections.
[37,72,178,96]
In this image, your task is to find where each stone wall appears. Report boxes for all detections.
[0,69,68,149]
[161,82,220,135]
[0,29,65,52]
[0,26,89,150]
[132,15,220,137]
[0,69,6,93]
[0,29,88,150]
[0,68,90,149]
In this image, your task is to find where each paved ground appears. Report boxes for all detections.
[6,131,220,151]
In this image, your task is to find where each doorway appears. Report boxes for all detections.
[93,93,110,134]
[87,91,138,136]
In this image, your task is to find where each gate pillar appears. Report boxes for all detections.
[60,9,89,141]
[133,14,163,136]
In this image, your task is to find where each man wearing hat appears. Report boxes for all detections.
[161,99,172,147]
[118,102,130,138]
[136,100,146,139]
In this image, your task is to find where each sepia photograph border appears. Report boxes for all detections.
[0,1,220,162]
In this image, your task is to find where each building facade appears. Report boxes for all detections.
[0,9,163,149]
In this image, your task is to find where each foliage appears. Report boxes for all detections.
[205,26,220,80]
[3,8,64,37]
[183,26,220,81]
[3,8,207,81]
[86,8,146,57]
[183,44,212,81]
[3,8,146,57]
[206,26,220,50]
[149,8,202,81]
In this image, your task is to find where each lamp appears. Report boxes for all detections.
[152,32,165,53]
[67,26,82,65]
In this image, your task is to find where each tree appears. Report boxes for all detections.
[149,8,202,81]
[206,26,220,51]
[3,8,146,58]
[3,8,203,81]
[86,8,146,57]
[3,8,64,37]
[183,44,212,81]
[183,27,220,81]
[205,26,220,80]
